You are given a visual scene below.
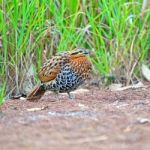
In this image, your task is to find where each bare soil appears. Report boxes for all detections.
[0,86,150,150]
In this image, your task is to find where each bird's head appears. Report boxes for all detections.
[70,48,92,57]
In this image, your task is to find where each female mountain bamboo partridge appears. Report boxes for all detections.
[27,48,92,100]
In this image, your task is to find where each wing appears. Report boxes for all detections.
[38,55,69,82]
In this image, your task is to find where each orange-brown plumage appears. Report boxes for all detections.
[27,48,92,100]
[27,85,45,100]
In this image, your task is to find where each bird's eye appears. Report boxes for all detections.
[71,52,78,55]
[71,50,82,55]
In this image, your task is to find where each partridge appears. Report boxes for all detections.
[27,48,92,100]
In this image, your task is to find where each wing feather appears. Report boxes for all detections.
[38,55,69,82]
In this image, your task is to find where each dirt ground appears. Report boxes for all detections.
[0,86,150,150]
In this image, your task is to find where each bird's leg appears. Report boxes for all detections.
[67,92,75,100]
[54,91,61,101]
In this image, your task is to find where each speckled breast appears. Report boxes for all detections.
[44,65,85,93]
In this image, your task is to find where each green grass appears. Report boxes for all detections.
[0,0,150,104]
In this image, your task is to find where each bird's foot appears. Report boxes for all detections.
[68,92,75,100]
[53,91,61,101]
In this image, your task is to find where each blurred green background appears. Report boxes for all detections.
[0,0,150,104]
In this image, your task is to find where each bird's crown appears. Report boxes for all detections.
[69,48,91,56]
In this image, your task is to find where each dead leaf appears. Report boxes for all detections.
[72,88,89,94]
[136,117,150,124]
[109,84,122,91]
[66,135,108,144]
[27,106,48,112]
[142,64,150,81]
[20,97,26,100]
[109,82,145,91]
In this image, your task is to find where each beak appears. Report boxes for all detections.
[86,49,95,57]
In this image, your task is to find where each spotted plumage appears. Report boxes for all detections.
[27,48,92,100]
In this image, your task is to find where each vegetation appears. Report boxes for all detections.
[0,0,150,104]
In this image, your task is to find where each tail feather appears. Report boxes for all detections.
[27,85,45,100]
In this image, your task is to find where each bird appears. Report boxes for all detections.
[27,48,92,100]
